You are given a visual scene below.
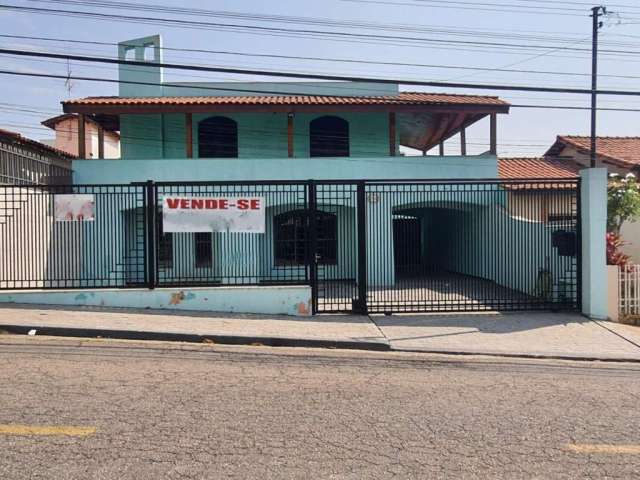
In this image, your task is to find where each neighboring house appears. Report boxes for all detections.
[41,113,120,159]
[499,152,640,263]
[498,157,582,223]
[0,127,73,185]
[0,128,74,289]
[545,136,640,263]
[545,135,640,176]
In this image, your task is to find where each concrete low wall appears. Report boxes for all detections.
[0,285,312,316]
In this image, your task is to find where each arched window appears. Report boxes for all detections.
[198,116,238,158]
[274,210,337,266]
[309,116,349,157]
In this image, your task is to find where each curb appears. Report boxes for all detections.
[2,325,638,363]
[0,324,391,352]
[391,347,640,363]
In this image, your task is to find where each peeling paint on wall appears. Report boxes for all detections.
[296,301,310,316]
[0,286,312,316]
[169,291,185,305]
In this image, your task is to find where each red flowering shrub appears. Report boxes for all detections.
[607,232,631,267]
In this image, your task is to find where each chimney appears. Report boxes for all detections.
[117,35,163,97]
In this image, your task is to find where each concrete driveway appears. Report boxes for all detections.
[372,311,640,361]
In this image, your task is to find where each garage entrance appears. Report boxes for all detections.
[312,179,581,314]
[393,215,422,277]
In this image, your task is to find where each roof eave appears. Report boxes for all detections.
[62,102,510,116]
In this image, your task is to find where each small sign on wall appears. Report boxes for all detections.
[54,194,95,222]
[162,196,265,233]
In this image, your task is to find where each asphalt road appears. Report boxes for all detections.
[1,336,640,479]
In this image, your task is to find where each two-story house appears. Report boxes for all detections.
[0,35,595,317]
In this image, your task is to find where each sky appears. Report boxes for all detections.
[1,0,640,157]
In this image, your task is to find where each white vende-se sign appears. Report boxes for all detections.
[162,196,265,233]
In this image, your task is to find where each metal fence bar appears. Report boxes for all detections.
[620,265,640,317]
[145,180,156,290]
[0,144,72,185]
[356,181,367,314]
[308,180,318,314]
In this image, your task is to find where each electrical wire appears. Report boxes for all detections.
[3,4,640,56]
[4,48,640,96]
[3,33,640,81]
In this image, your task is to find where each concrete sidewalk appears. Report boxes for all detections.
[375,312,640,361]
[0,305,388,350]
[1,305,640,361]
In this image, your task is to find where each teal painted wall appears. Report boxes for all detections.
[119,112,394,160]
[425,204,576,303]
[160,81,398,97]
[73,155,498,184]
[120,114,163,159]
[0,285,312,316]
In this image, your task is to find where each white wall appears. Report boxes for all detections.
[621,220,640,263]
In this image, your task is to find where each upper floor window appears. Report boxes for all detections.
[198,116,238,158]
[309,116,349,157]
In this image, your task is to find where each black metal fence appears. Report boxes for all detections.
[1,184,145,289]
[0,178,580,314]
[0,142,72,185]
[360,179,580,313]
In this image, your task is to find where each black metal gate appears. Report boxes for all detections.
[311,179,581,314]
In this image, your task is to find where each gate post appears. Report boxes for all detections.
[145,179,157,290]
[355,181,368,314]
[580,168,608,319]
[308,180,318,314]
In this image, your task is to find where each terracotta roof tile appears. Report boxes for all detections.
[547,136,640,169]
[63,91,509,108]
[41,113,119,135]
[498,157,581,179]
[0,127,76,159]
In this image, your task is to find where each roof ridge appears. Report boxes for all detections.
[0,127,76,158]
[560,135,640,140]
[400,91,500,99]
[67,91,506,102]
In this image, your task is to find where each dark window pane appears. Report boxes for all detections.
[274,210,337,266]
[310,116,349,157]
[157,210,173,269]
[194,232,212,268]
[198,116,238,158]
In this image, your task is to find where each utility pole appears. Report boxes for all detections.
[590,5,606,168]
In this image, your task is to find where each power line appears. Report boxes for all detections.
[4,33,640,81]
[4,47,640,96]
[36,0,587,18]
[27,0,640,43]
[342,0,640,19]
[1,67,640,113]
[3,4,640,56]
